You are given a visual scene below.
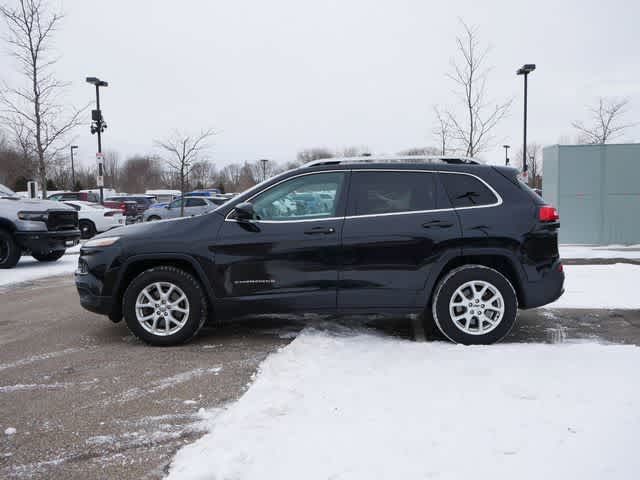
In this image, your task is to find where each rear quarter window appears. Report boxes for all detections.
[439,173,498,208]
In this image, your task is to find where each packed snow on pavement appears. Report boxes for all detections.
[0,254,78,287]
[167,327,640,480]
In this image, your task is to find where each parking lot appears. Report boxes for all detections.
[1,273,639,479]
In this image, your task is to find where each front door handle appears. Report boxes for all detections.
[422,220,453,229]
[304,226,335,235]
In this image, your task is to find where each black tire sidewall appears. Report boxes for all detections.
[80,220,96,239]
[433,266,517,345]
[123,267,206,346]
[0,230,21,269]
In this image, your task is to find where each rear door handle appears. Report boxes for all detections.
[422,220,453,229]
[304,226,335,235]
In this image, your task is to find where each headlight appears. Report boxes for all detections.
[18,211,48,222]
[84,236,120,248]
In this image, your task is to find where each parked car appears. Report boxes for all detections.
[106,195,156,219]
[76,155,564,346]
[63,201,125,239]
[145,189,181,204]
[1,184,80,269]
[48,191,101,203]
[102,199,139,224]
[143,196,219,221]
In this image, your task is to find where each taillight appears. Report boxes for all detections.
[119,202,127,212]
[539,205,559,222]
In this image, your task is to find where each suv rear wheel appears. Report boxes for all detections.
[0,230,21,269]
[122,266,207,346]
[432,265,517,345]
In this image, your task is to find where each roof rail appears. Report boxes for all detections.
[300,155,482,168]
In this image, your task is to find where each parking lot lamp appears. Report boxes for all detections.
[86,76,109,204]
[516,64,536,177]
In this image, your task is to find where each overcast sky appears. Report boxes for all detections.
[1,0,639,169]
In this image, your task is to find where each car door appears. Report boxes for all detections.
[184,197,209,216]
[165,199,183,218]
[338,169,461,310]
[212,170,348,314]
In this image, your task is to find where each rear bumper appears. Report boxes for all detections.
[14,230,81,253]
[519,260,565,309]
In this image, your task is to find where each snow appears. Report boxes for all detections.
[167,328,640,480]
[4,427,16,436]
[560,244,640,260]
[547,264,640,309]
[0,253,78,288]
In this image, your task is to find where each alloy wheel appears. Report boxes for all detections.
[448,280,505,335]
[135,282,190,336]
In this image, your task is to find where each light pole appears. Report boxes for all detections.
[260,159,269,182]
[516,64,535,177]
[70,145,78,189]
[502,144,510,166]
[86,76,108,204]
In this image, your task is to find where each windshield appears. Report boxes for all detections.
[0,184,17,197]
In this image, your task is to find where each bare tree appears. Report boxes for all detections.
[296,147,334,165]
[120,155,163,194]
[397,146,440,156]
[0,0,85,196]
[189,160,215,189]
[154,129,215,215]
[515,143,542,189]
[103,150,120,191]
[444,20,511,157]
[432,106,454,155]
[572,97,636,144]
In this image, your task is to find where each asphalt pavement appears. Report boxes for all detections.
[0,275,638,479]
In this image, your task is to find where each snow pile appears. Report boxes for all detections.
[4,427,16,436]
[0,254,78,287]
[548,264,640,309]
[167,329,640,480]
[560,244,640,260]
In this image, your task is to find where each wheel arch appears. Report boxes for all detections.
[423,251,525,308]
[0,218,16,233]
[109,254,214,322]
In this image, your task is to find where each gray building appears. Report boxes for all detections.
[542,143,640,245]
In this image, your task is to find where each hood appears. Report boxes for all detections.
[0,197,75,214]
[94,211,224,243]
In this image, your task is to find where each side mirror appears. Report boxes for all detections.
[165,205,170,209]
[234,202,255,220]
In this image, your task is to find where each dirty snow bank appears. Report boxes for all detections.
[548,264,640,309]
[167,329,640,480]
[0,254,78,287]
[560,244,640,260]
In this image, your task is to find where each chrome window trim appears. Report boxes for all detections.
[224,169,502,224]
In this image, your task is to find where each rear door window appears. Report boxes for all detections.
[439,173,498,208]
[348,171,437,216]
[185,198,207,207]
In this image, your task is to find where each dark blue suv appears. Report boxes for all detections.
[75,156,564,346]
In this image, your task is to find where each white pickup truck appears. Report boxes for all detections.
[0,184,81,269]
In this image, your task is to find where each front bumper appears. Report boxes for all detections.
[14,230,81,253]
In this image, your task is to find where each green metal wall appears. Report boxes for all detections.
[542,144,640,245]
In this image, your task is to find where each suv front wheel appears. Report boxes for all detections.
[432,265,518,345]
[122,266,207,346]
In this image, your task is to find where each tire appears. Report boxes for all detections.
[122,266,207,346]
[147,216,161,221]
[432,265,518,345]
[0,230,21,269]
[79,220,97,239]
[31,250,65,262]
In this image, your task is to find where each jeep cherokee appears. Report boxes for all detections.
[75,156,564,345]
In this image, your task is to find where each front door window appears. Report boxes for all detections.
[249,172,345,221]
